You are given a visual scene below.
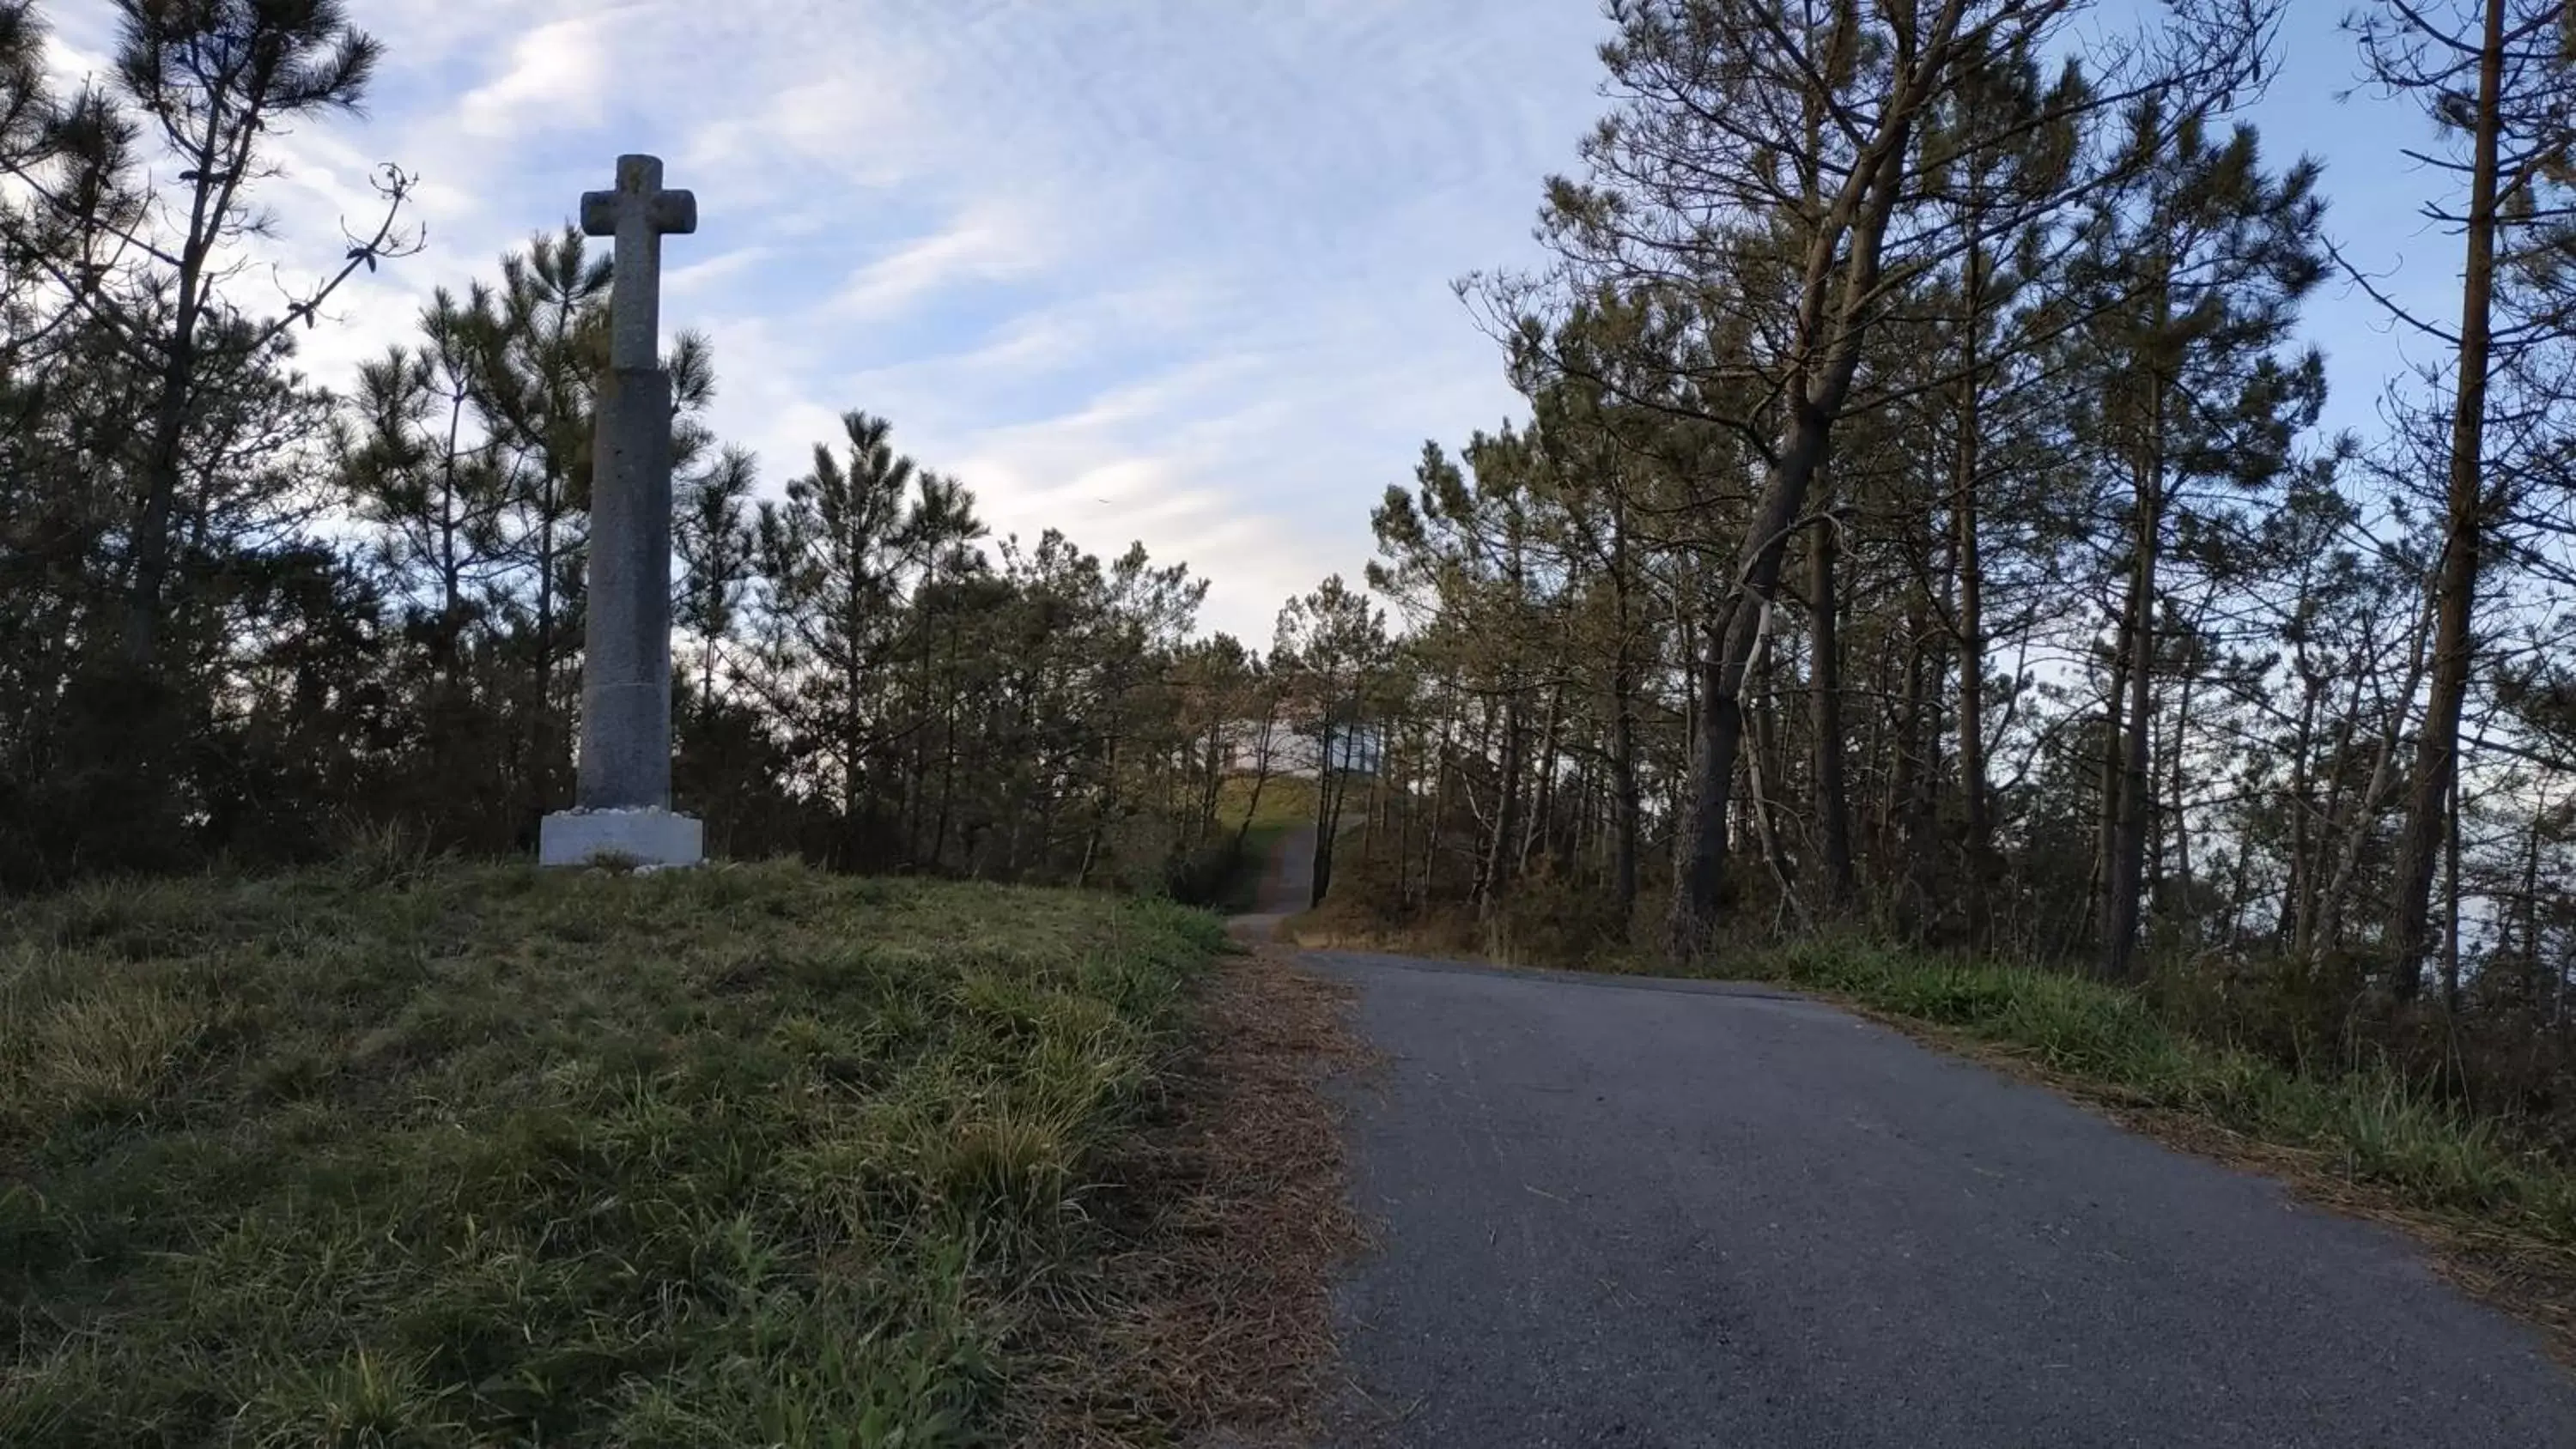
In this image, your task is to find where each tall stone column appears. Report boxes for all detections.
[539,155,703,869]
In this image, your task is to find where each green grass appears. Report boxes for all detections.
[1212,773,1319,834]
[1702,940,2576,1245]
[0,855,1222,1446]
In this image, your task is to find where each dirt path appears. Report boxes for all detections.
[1227,824,1316,944]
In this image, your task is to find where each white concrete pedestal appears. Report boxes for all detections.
[540,809,704,869]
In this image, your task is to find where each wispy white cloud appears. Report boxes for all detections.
[456,17,607,138]
[831,199,1055,321]
[682,73,930,195]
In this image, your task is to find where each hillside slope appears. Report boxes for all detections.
[0,858,1220,1446]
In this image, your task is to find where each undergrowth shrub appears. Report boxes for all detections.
[1490,864,1636,964]
[1288,846,1484,955]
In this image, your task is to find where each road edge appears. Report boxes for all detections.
[1018,945,1373,1446]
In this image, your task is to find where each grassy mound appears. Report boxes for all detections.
[0,858,1221,1446]
[1212,774,1319,833]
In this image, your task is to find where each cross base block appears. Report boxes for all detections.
[540,809,704,870]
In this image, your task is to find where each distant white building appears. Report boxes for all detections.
[1224,718,1383,779]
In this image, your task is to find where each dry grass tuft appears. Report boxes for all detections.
[1015,949,1373,1448]
[5,984,202,1121]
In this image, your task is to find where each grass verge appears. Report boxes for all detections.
[0,857,1223,1446]
[1017,949,1369,1446]
[1212,776,1320,834]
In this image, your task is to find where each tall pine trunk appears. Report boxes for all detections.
[1480,692,1527,912]
[1667,116,1912,957]
[1611,532,1643,929]
[2392,0,2506,1002]
[1309,717,1339,908]
[1953,238,1993,946]
[2104,442,2161,982]
[1808,490,1856,914]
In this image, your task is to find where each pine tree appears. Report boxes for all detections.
[2067,107,2326,979]
[1530,0,2277,960]
[2349,0,2576,998]
[1276,574,1388,908]
[753,412,982,867]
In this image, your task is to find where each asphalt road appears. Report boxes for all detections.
[1311,949,2576,1449]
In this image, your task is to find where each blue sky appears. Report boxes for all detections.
[43,2,2472,641]
[2233,3,2471,439]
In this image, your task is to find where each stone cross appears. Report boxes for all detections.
[540,155,703,868]
[578,155,697,371]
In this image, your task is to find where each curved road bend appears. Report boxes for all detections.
[1311,949,2576,1449]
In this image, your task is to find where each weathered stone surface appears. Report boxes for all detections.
[574,367,677,814]
[538,809,703,869]
[579,155,696,372]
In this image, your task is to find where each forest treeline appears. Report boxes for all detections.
[1307,0,2576,1121]
[9,0,2576,1088]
